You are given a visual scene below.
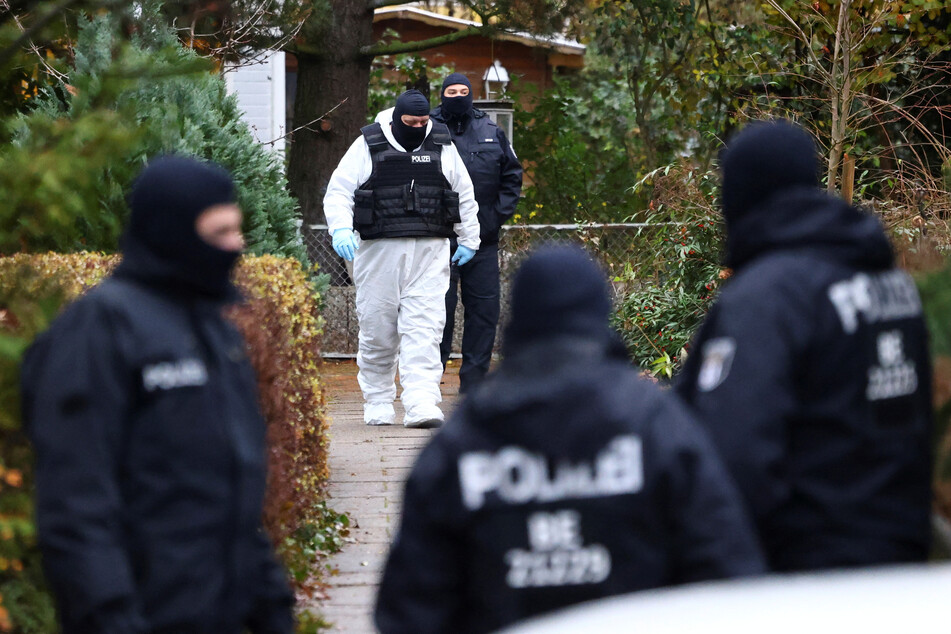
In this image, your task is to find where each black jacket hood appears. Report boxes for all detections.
[724,187,894,271]
[115,232,242,303]
[462,335,629,441]
[114,155,241,302]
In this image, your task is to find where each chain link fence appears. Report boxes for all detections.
[303,223,659,357]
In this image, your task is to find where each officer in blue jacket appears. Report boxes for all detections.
[21,157,294,633]
[675,120,933,572]
[375,245,764,634]
[432,72,523,393]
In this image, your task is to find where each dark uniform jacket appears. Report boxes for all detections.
[675,189,933,572]
[375,336,765,634]
[431,106,522,245]
[21,273,293,633]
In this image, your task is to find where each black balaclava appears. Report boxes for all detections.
[503,245,614,356]
[441,72,473,120]
[391,89,430,151]
[720,119,820,223]
[116,155,241,300]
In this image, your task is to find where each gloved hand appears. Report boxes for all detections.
[332,228,359,261]
[451,245,476,266]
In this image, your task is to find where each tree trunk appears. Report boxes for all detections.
[287,3,374,229]
[827,0,852,193]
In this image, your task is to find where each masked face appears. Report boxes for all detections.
[392,113,429,151]
[442,83,473,118]
[121,156,242,298]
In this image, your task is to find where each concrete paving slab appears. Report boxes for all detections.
[308,359,460,633]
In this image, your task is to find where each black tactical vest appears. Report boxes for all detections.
[352,122,461,240]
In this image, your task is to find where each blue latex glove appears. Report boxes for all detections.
[332,228,359,261]
[451,245,476,266]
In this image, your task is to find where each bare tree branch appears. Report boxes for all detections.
[0,0,85,67]
[0,0,42,29]
[166,0,305,66]
[1,0,68,81]
[867,94,951,166]
[266,98,349,145]
[763,0,831,83]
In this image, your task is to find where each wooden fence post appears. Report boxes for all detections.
[842,153,856,202]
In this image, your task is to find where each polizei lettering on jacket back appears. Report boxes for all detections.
[827,270,923,404]
[458,435,643,511]
[827,270,922,334]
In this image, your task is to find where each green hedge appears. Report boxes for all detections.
[0,253,327,632]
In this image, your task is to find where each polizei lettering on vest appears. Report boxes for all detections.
[411,155,432,163]
[458,435,643,511]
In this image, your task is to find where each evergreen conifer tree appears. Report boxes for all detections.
[13,6,305,261]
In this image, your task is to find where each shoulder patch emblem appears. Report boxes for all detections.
[697,337,736,392]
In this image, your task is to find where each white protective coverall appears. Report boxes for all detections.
[323,108,481,419]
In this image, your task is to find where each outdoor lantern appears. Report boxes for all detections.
[482,60,510,100]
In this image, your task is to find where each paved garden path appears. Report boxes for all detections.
[315,359,460,633]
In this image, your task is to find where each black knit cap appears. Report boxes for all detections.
[393,89,431,118]
[504,245,613,354]
[118,155,241,299]
[720,119,820,222]
[441,72,472,91]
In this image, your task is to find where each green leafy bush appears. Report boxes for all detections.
[0,252,329,631]
[512,75,645,224]
[279,500,350,601]
[611,163,724,378]
[367,51,454,118]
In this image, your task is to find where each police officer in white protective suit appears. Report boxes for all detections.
[324,89,481,428]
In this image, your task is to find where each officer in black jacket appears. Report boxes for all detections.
[432,72,523,393]
[675,120,933,572]
[21,157,294,633]
[375,245,765,634]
